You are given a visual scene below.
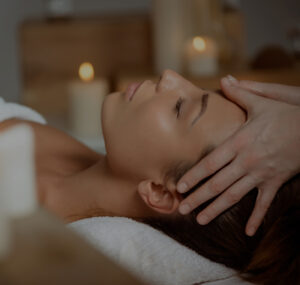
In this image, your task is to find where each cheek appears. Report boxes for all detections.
[103,99,178,178]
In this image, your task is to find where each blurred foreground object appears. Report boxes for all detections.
[0,209,148,285]
[0,125,37,217]
[0,124,147,285]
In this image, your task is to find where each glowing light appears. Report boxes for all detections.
[78,62,94,82]
[193,37,206,52]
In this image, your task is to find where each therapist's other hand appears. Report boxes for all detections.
[177,77,300,236]
[237,80,300,106]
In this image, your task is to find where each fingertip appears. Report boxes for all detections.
[197,214,209,225]
[221,75,238,88]
[178,203,191,215]
[220,77,231,88]
[227,75,239,84]
[177,182,188,193]
[246,225,256,237]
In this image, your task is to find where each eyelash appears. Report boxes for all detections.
[175,97,183,118]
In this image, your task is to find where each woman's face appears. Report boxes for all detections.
[102,70,245,182]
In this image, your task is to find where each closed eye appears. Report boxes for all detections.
[174,97,183,118]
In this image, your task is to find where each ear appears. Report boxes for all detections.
[137,180,181,214]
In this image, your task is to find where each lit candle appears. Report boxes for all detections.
[0,124,37,217]
[185,36,218,76]
[69,62,108,138]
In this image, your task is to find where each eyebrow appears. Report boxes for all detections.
[191,93,209,126]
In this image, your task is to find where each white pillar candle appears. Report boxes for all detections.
[0,124,37,217]
[152,0,187,74]
[185,36,218,76]
[69,62,108,138]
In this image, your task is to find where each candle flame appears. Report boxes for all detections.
[79,62,94,82]
[193,37,206,52]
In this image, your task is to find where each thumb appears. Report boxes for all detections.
[220,76,262,112]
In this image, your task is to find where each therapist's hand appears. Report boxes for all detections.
[177,77,300,236]
[237,80,300,106]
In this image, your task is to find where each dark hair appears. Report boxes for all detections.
[141,174,300,284]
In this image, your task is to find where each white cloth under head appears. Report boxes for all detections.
[69,217,251,285]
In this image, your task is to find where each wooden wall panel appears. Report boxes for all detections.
[20,15,152,116]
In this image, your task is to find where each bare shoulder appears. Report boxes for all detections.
[1,118,74,144]
[0,119,60,141]
[0,118,31,132]
[0,118,99,159]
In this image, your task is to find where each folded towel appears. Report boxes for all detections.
[0,97,46,124]
[68,217,247,285]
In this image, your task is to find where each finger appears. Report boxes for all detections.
[195,174,259,225]
[245,182,279,236]
[177,138,236,193]
[178,159,246,214]
[220,77,262,112]
[238,80,300,105]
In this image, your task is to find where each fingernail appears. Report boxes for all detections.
[197,214,208,225]
[247,226,256,236]
[177,182,188,193]
[178,204,191,215]
[227,75,238,84]
[221,77,231,87]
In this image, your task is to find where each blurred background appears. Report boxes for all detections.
[0,0,299,151]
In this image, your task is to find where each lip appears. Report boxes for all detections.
[125,81,143,101]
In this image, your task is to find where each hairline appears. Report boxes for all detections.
[164,144,214,184]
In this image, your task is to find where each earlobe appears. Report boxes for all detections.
[137,180,180,214]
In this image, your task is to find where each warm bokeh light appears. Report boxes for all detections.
[78,62,94,82]
[193,37,206,52]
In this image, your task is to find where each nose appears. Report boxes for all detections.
[158,69,188,92]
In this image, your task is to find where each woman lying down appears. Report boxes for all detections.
[0,70,298,284]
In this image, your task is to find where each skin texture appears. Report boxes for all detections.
[177,76,300,236]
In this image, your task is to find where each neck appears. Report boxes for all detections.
[50,155,155,223]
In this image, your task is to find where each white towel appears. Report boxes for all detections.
[68,217,250,285]
[0,97,46,124]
